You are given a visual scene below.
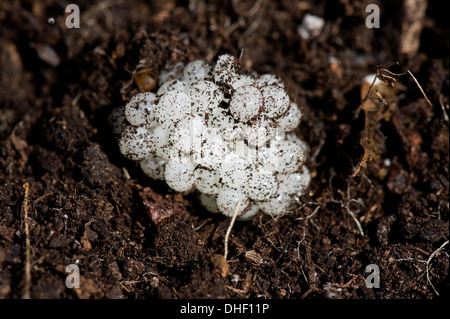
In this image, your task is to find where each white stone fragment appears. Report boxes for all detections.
[298,13,325,40]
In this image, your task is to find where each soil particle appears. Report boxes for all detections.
[152,218,204,263]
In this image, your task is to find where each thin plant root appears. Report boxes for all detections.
[224,201,241,260]
[22,183,31,299]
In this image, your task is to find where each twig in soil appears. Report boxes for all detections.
[377,68,433,107]
[71,91,82,107]
[406,70,433,107]
[225,285,247,296]
[224,201,241,260]
[332,274,363,289]
[300,287,320,298]
[21,183,31,299]
[426,240,449,296]
[439,95,449,122]
[194,220,209,232]
[352,64,434,177]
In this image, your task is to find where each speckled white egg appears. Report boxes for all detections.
[182,60,213,85]
[155,89,191,128]
[194,167,221,195]
[229,85,262,123]
[244,169,279,201]
[261,84,290,118]
[189,80,223,116]
[256,189,295,216]
[170,117,207,155]
[197,134,226,169]
[140,154,166,181]
[207,107,246,141]
[231,139,258,164]
[276,102,302,132]
[256,73,285,88]
[117,53,311,220]
[164,157,195,192]
[199,193,220,213]
[246,117,276,147]
[124,92,157,126]
[214,54,240,88]
[236,202,260,221]
[231,74,256,91]
[216,187,250,217]
[157,78,189,96]
[158,61,184,86]
[149,125,172,160]
[261,139,306,173]
[219,153,250,189]
[119,125,152,161]
[277,166,310,195]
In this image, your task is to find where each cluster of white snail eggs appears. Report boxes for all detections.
[114,54,310,220]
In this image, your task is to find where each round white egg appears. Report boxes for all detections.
[229,85,262,123]
[164,157,196,192]
[260,84,290,119]
[124,92,157,126]
[216,187,250,217]
[155,89,192,128]
[118,125,152,161]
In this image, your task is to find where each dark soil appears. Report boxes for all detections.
[0,0,448,299]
